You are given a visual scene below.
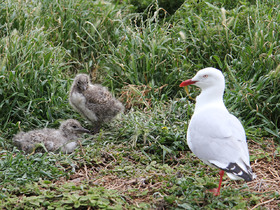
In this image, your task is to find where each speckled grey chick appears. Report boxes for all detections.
[13,119,90,154]
[69,74,124,133]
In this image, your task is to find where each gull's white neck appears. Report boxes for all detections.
[194,85,227,114]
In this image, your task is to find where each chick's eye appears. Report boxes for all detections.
[72,125,77,128]
[203,75,208,78]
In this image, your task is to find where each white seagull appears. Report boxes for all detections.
[180,67,255,196]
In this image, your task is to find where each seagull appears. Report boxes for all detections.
[13,119,90,154]
[179,67,255,196]
[69,74,124,134]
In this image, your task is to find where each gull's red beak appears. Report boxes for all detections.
[179,79,196,87]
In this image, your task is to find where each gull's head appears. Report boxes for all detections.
[60,119,90,137]
[180,67,225,90]
[74,74,90,92]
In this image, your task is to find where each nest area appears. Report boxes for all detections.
[54,139,279,209]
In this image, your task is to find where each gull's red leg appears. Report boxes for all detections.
[207,170,225,196]
[215,170,224,196]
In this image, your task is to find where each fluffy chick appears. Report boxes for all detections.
[13,119,90,154]
[69,74,124,133]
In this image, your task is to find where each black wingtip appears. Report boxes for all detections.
[223,162,254,182]
[211,162,255,182]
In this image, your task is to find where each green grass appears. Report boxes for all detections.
[0,0,280,208]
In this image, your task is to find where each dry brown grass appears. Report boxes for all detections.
[239,139,279,209]
[119,84,168,109]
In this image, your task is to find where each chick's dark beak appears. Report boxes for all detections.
[75,127,91,134]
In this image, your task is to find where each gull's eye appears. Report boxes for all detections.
[203,75,208,78]
[72,125,77,128]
